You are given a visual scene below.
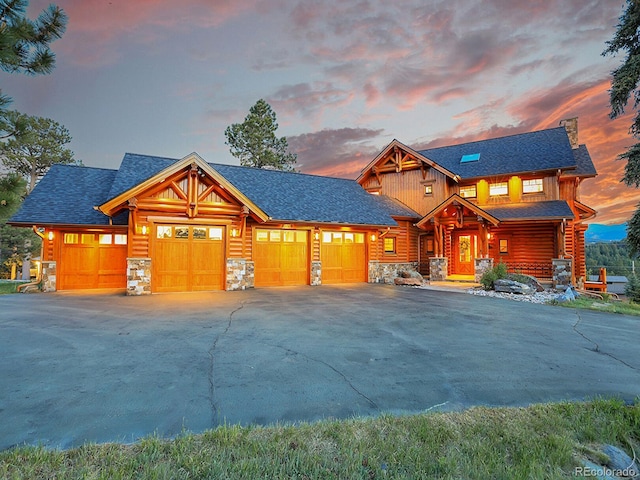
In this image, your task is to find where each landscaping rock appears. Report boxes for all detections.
[601,444,639,476]
[398,270,424,280]
[506,274,545,292]
[494,279,534,295]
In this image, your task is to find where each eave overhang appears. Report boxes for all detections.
[573,200,597,222]
[97,153,269,222]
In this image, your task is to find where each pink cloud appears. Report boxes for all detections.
[47,0,261,67]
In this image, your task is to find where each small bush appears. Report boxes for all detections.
[625,274,640,303]
[480,262,508,290]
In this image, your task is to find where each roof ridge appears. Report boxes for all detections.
[417,125,566,152]
[54,163,117,172]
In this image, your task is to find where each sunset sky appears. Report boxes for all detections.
[3,0,637,224]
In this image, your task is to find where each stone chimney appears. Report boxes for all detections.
[559,117,579,149]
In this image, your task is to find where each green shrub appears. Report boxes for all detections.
[480,262,508,290]
[625,274,640,303]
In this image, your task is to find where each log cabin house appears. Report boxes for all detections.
[9,117,596,294]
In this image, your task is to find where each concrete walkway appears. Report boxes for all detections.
[1,283,638,450]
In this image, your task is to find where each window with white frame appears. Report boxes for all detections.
[523,178,543,193]
[489,182,508,196]
[459,185,477,198]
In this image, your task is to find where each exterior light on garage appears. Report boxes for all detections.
[141,225,148,235]
[231,228,239,237]
[370,234,377,242]
[47,231,54,241]
[314,231,319,240]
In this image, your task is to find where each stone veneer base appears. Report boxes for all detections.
[126,258,151,296]
[368,261,420,284]
[226,258,254,291]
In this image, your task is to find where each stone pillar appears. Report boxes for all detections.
[226,258,254,291]
[40,261,56,292]
[126,257,151,296]
[429,257,448,281]
[474,257,494,283]
[552,258,572,289]
[311,261,322,286]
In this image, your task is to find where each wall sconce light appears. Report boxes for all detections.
[141,225,148,235]
[314,232,319,241]
[370,234,377,242]
[47,231,54,241]
[487,233,492,240]
[231,228,238,237]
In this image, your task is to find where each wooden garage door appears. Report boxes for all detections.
[59,232,127,290]
[321,231,366,284]
[153,225,225,292]
[253,229,308,286]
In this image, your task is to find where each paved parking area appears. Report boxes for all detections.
[1,283,638,450]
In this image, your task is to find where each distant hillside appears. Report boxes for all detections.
[585,224,627,243]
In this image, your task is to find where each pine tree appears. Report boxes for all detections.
[0,0,67,134]
[603,0,640,256]
[224,99,297,171]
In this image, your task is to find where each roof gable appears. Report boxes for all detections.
[416,194,500,228]
[417,127,578,179]
[357,139,459,185]
[99,153,269,221]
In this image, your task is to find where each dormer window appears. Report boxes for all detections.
[489,182,508,196]
[523,178,543,193]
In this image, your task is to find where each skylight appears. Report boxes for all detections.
[460,153,480,163]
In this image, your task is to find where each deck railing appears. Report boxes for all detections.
[504,262,553,280]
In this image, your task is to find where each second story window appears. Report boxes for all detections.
[489,182,508,196]
[459,185,477,198]
[523,178,543,193]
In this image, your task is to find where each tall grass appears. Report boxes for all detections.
[1,398,638,479]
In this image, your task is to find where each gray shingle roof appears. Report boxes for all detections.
[418,127,579,179]
[108,153,175,199]
[212,163,399,226]
[482,200,575,221]
[568,144,597,177]
[9,164,118,226]
[11,153,402,227]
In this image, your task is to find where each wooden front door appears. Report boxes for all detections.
[253,229,309,287]
[153,225,225,292]
[453,232,477,275]
[59,232,127,290]
[321,231,366,284]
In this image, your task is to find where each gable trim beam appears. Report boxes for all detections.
[416,193,500,229]
[357,139,459,184]
[98,153,269,222]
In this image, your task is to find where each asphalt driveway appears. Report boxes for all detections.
[1,284,638,450]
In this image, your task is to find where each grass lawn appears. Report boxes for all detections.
[553,297,640,316]
[0,280,28,294]
[1,398,638,479]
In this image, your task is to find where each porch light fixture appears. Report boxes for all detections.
[231,228,239,237]
[47,231,54,241]
[314,232,319,240]
[370,234,377,242]
[141,225,148,235]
